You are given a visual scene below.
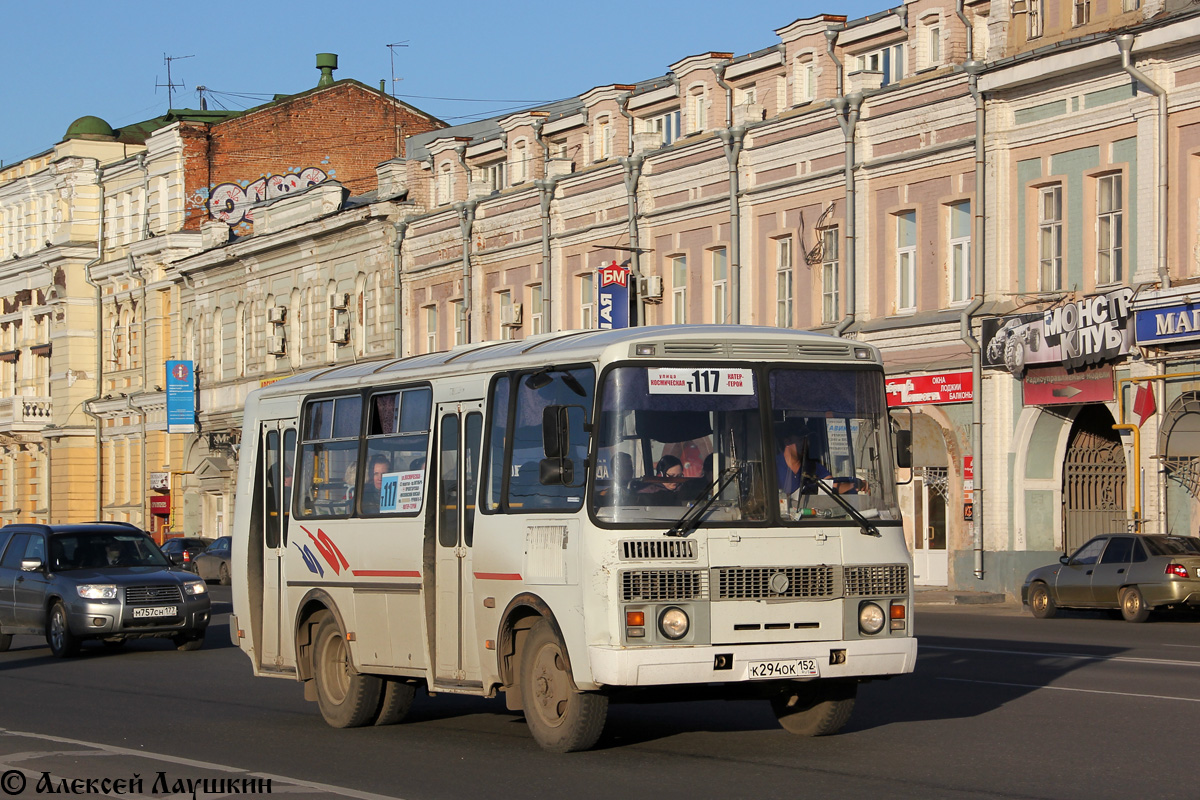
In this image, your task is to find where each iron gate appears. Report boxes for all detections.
[1064,427,1127,553]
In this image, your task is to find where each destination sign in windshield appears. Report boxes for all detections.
[647,368,755,395]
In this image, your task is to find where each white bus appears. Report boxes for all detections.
[231,325,916,752]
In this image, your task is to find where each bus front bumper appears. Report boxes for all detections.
[587,636,918,688]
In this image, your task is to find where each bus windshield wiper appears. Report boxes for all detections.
[809,479,881,537]
[665,464,741,538]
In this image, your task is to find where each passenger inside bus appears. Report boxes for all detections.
[359,453,392,514]
[774,420,859,498]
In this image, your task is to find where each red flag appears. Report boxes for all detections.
[1133,383,1156,427]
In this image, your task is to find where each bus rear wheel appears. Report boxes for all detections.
[520,619,608,752]
[374,678,417,726]
[313,614,382,728]
[771,680,857,736]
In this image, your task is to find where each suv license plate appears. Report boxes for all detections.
[747,659,820,679]
[132,606,174,619]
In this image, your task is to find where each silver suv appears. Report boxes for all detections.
[0,523,211,657]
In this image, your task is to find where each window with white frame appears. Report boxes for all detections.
[688,88,706,134]
[856,43,905,85]
[480,160,506,192]
[453,300,466,345]
[896,212,917,312]
[580,273,595,329]
[425,305,438,353]
[1073,0,1090,25]
[821,227,840,324]
[795,57,816,104]
[775,236,793,328]
[734,86,757,107]
[1039,185,1064,291]
[499,290,514,340]
[1097,174,1123,285]
[924,22,943,68]
[530,284,544,335]
[1121,0,1140,10]
[949,201,972,304]
[671,256,688,323]
[1028,0,1044,38]
[437,162,452,206]
[645,110,682,146]
[512,140,528,184]
[594,116,614,161]
[711,248,728,323]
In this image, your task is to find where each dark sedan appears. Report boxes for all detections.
[0,523,211,656]
[1022,533,1200,622]
[193,536,231,586]
[159,536,213,571]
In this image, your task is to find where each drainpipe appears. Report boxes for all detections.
[713,63,734,128]
[533,119,549,174]
[618,93,635,157]
[454,200,477,343]
[715,126,746,324]
[535,177,558,332]
[955,0,974,61]
[392,221,408,357]
[831,92,863,338]
[825,28,845,98]
[81,163,105,519]
[618,153,645,327]
[962,62,987,580]
[1116,34,1169,290]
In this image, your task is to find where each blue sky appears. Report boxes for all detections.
[2,1,882,166]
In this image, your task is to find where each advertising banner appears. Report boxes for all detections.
[597,261,630,330]
[1134,302,1200,346]
[1022,364,1115,406]
[886,371,974,406]
[165,360,197,434]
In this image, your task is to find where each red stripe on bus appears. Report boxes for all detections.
[474,572,522,581]
[350,570,421,578]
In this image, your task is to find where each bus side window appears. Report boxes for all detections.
[297,395,362,518]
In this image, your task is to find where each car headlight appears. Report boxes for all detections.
[183,581,207,596]
[859,601,886,635]
[77,584,118,600]
[658,606,690,640]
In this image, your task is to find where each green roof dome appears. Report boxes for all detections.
[64,115,117,141]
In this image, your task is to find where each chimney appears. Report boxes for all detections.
[316,53,338,87]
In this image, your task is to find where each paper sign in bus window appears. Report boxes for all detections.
[379,470,425,513]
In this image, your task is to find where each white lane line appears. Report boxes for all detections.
[938,676,1200,703]
[1163,644,1200,649]
[920,644,1200,668]
[0,728,404,800]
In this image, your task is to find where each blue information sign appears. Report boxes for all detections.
[1135,303,1200,346]
[165,360,197,434]
[597,261,630,330]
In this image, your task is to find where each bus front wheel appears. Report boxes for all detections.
[313,614,383,728]
[519,619,608,752]
[770,679,857,736]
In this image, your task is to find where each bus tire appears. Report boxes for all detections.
[520,619,607,752]
[374,678,416,726]
[770,680,857,736]
[313,615,382,728]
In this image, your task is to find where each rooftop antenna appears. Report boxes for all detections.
[387,41,410,158]
[196,86,208,111]
[156,53,194,111]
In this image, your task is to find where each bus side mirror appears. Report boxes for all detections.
[895,430,913,469]
[542,405,569,458]
[539,457,575,486]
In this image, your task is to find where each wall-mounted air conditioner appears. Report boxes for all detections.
[330,324,351,345]
[268,333,287,356]
[500,303,523,327]
[330,292,350,311]
[642,275,664,303]
[267,306,287,324]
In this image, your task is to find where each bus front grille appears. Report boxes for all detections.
[715,566,838,599]
[843,564,909,596]
[621,539,696,560]
[622,569,708,601]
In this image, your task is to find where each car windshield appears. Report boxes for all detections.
[51,532,170,570]
[1143,535,1200,557]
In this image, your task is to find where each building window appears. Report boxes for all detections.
[775,237,793,328]
[896,212,917,313]
[821,227,840,324]
[856,43,904,85]
[644,110,682,146]
[580,273,595,329]
[794,58,816,104]
[437,163,452,206]
[530,284,544,335]
[1097,174,1123,286]
[1073,0,1090,25]
[671,256,688,324]
[1028,0,1044,39]
[594,116,613,161]
[498,290,513,340]
[688,88,706,134]
[512,140,528,184]
[1122,0,1140,10]
[710,248,728,323]
[479,160,506,193]
[453,300,466,346]
[1039,185,1064,291]
[926,24,942,67]
[949,201,972,304]
[425,305,437,353]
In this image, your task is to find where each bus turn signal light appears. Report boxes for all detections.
[626,610,645,627]
[890,602,906,631]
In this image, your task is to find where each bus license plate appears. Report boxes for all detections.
[132,606,174,619]
[747,659,820,679]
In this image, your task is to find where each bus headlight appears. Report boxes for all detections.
[858,602,886,635]
[659,606,690,640]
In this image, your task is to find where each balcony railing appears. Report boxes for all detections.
[0,396,53,433]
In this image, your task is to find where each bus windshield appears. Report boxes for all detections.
[590,364,899,526]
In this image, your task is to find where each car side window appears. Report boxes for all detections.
[1099,536,1133,564]
[1132,539,1148,562]
[1069,537,1107,566]
[24,535,45,563]
[0,534,30,569]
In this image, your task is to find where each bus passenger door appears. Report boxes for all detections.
[259,421,297,669]
[433,401,484,686]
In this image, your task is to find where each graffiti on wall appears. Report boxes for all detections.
[206,167,329,227]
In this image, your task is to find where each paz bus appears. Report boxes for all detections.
[230,325,916,752]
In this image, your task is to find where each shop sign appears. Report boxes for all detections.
[885,371,973,406]
[1022,364,1115,406]
[1134,302,1200,346]
[206,431,240,452]
[165,360,196,434]
[150,472,170,490]
[982,287,1134,376]
[150,494,171,516]
[597,261,630,330]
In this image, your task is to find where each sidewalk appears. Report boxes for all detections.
[914,585,1015,606]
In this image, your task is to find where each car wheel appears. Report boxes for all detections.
[47,602,81,658]
[219,563,231,586]
[1029,582,1057,619]
[313,614,382,728]
[1120,586,1151,623]
[174,629,206,651]
[374,678,417,726]
[770,679,858,736]
[1004,337,1026,377]
[0,633,11,652]
[520,618,608,752]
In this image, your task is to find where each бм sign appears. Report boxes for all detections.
[597,261,629,330]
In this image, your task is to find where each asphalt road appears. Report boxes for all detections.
[2,590,1198,800]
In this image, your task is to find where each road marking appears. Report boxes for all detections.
[0,728,405,800]
[921,644,1200,668]
[938,676,1200,703]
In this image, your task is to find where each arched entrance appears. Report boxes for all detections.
[1063,404,1127,553]
[1159,391,1200,536]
